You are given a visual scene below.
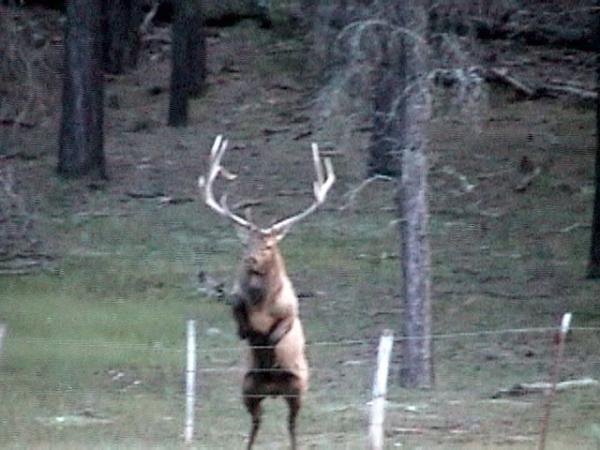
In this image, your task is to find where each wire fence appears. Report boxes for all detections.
[0,322,599,449]
[9,325,600,351]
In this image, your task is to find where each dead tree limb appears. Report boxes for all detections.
[338,175,393,210]
[493,377,599,398]
[539,84,597,101]
[484,68,537,99]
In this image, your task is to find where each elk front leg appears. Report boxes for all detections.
[267,316,294,346]
[232,296,251,340]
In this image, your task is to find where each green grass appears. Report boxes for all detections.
[3,181,599,448]
[2,20,600,448]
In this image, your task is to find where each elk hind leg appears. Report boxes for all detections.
[243,377,265,450]
[285,391,301,450]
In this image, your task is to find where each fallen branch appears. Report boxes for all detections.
[539,84,597,101]
[292,129,312,141]
[559,222,590,233]
[484,68,537,99]
[126,190,165,199]
[159,196,194,206]
[493,377,599,398]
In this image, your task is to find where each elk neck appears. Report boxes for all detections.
[240,243,287,307]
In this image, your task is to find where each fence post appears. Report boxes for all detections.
[369,329,394,450]
[538,312,572,450]
[184,319,197,445]
[0,322,6,357]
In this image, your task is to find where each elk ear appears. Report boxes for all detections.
[235,226,251,244]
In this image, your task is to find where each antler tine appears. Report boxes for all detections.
[199,136,257,230]
[269,143,335,234]
[319,157,335,200]
[312,143,324,187]
[210,134,223,160]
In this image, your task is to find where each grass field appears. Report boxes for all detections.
[1,20,600,450]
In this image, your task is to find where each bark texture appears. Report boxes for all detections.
[366,2,406,177]
[588,1,600,278]
[58,0,106,178]
[396,2,434,388]
[168,0,206,127]
[187,10,207,98]
[398,143,434,388]
[368,34,406,176]
[103,0,143,74]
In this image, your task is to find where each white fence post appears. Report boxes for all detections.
[369,329,394,450]
[184,319,197,445]
[538,313,572,450]
[0,322,6,357]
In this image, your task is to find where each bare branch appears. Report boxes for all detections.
[338,175,393,211]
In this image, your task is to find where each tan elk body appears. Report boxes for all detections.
[199,135,334,450]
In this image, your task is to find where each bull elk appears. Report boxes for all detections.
[198,135,335,449]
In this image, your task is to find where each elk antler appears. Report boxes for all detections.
[198,135,257,230]
[267,142,335,235]
[199,136,335,235]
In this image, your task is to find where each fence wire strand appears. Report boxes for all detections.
[1,324,598,449]
[6,325,599,353]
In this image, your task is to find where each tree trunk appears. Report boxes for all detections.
[187,6,207,98]
[398,140,434,388]
[168,0,206,126]
[588,2,600,279]
[367,7,405,177]
[58,0,106,179]
[396,1,434,388]
[103,0,143,74]
[367,39,405,177]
